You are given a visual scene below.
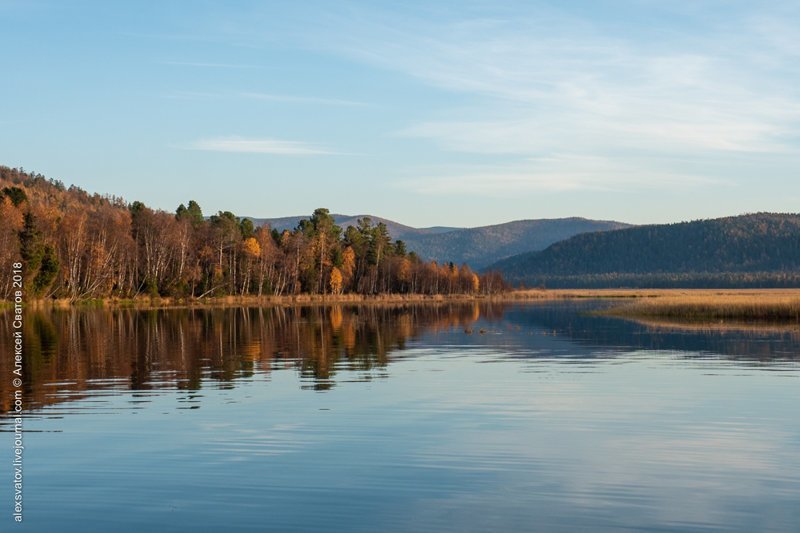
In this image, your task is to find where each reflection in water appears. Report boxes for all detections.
[0,303,501,412]
[3,301,800,414]
[499,302,800,362]
[1,301,799,532]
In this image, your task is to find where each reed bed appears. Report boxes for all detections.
[622,316,800,337]
[603,290,800,322]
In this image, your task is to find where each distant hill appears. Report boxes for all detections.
[246,214,457,241]
[401,218,631,269]
[488,213,800,288]
[250,215,631,269]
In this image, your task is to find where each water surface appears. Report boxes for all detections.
[1,302,799,532]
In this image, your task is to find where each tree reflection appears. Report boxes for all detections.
[0,303,503,412]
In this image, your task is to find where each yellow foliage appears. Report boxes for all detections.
[329,266,343,294]
[243,237,261,258]
[471,273,480,293]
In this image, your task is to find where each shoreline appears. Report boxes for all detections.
[0,289,659,310]
[3,288,800,315]
[3,292,526,310]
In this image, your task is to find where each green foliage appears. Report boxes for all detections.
[19,212,44,277]
[176,200,204,225]
[239,218,255,239]
[310,208,341,237]
[16,212,59,296]
[33,245,59,294]
[129,200,146,215]
[1,186,27,206]
[211,210,237,226]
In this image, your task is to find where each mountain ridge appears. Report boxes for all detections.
[247,214,632,269]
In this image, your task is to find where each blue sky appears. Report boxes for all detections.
[2,0,799,227]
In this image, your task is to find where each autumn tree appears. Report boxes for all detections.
[241,237,261,295]
[308,208,341,294]
[0,166,509,300]
[339,246,355,291]
[329,266,343,294]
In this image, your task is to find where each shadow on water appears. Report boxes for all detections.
[2,300,799,414]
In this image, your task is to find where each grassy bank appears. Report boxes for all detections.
[508,288,669,300]
[6,289,800,317]
[6,292,516,310]
[602,289,800,322]
[0,289,647,309]
[0,289,658,310]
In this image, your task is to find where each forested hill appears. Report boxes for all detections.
[488,213,800,288]
[256,215,630,269]
[0,166,505,300]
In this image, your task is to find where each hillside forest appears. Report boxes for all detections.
[491,212,800,288]
[0,167,507,301]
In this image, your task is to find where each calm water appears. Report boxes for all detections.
[1,302,799,532]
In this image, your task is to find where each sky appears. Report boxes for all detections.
[1,0,799,228]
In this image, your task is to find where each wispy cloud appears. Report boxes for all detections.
[367,18,800,156]
[159,60,263,69]
[184,136,338,155]
[239,92,367,107]
[162,90,224,100]
[270,3,800,194]
[399,155,726,196]
[161,90,367,107]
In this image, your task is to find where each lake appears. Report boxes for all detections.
[1,301,799,532]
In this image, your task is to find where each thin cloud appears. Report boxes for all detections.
[159,60,263,69]
[399,157,725,196]
[293,4,800,162]
[382,30,800,156]
[240,92,368,107]
[184,137,338,155]
[160,90,368,107]
[162,90,224,100]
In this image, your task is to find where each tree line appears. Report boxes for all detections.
[0,166,508,300]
